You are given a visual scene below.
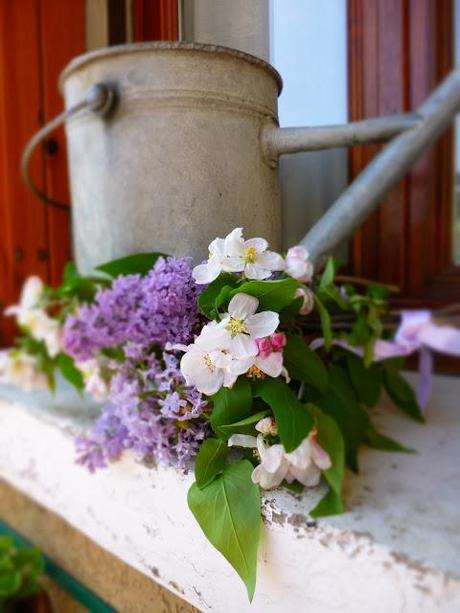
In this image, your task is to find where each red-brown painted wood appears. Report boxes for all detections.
[133,0,179,41]
[348,0,459,304]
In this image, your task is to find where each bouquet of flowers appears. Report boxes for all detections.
[2,227,459,600]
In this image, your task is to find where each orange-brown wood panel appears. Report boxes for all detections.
[40,0,85,285]
[0,0,49,345]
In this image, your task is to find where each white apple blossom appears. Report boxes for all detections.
[255,416,278,436]
[285,246,314,283]
[5,276,61,357]
[228,424,331,490]
[0,350,49,392]
[192,227,285,284]
[180,322,249,395]
[217,293,279,359]
[77,359,110,402]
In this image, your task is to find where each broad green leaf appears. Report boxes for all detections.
[96,252,168,278]
[218,410,270,437]
[252,378,313,452]
[310,488,344,517]
[306,404,345,499]
[195,438,228,489]
[230,278,300,313]
[313,295,332,350]
[382,367,424,422]
[188,460,261,600]
[0,571,21,598]
[283,333,328,393]
[211,378,253,437]
[346,354,382,407]
[58,353,84,392]
[312,366,369,472]
[366,423,415,454]
[279,296,303,322]
[197,273,240,320]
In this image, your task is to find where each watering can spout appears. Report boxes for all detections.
[261,114,421,166]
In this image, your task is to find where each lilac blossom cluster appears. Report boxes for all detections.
[63,257,201,362]
[69,257,209,472]
[76,348,209,472]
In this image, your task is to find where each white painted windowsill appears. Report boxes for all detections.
[0,374,459,613]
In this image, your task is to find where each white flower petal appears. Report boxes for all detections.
[196,322,231,351]
[246,311,279,339]
[192,262,220,284]
[244,263,272,280]
[221,256,245,273]
[229,334,258,359]
[208,237,226,256]
[224,227,245,256]
[228,434,258,448]
[244,237,268,252]
[229,356,254,375]
[311,441,332,471]
[287,463,322,487]
[255,250,285,271]
[227,293,259,319]
[256,352,283,378]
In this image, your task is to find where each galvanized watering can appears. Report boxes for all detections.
[22,42,460,273]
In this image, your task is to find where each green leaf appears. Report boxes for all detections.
[195,438,228,489]
[382,367,424,422]
[366,423,415,454]
[319,257,337,289]
[252,378,313,452]
[58,353,84,392]
[197,273,240,320]
[279,296,303,322]
[310,488,344,517]
[346,354,382,407]
[96,252,168,278]
[312,366,369,472]
[231,278,300,313]
[218,410,270,437]
[283,333,328,393]
[313,295,332,350]
[211,378,253,438]
[0,571,21,598]
[188,460,261,600]
[306,404,346,517]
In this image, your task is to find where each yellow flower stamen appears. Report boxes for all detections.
[202,354,215,372]
[225,317,248,337]
[246,365,266,380]
[244,246,257,264]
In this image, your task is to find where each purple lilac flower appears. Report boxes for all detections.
[63,257,201,361]
[75,404,128,473]
[76,350,210,472]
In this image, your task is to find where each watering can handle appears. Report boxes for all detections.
[21,83,116,210]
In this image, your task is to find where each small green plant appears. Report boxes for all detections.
[0,537,44,612]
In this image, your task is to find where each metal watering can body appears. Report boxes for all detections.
[22,42,460,274]
[59,42,285,274]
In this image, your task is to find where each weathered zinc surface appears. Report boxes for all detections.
[0,375,459,612]
[60,42,283,273]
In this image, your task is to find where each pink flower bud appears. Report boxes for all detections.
[285,246,314,283]
[270,332,286,352]
[256,337,273,359]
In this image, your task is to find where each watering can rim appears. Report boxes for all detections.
[59,41,283,95]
